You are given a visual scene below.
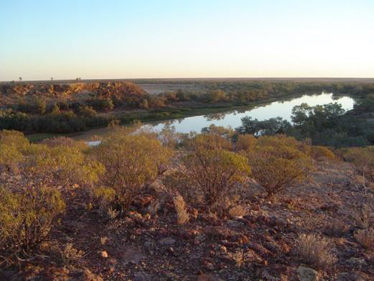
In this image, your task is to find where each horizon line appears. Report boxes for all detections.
[2,76,374,83]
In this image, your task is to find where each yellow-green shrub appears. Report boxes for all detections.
[247,135,313,198]
[310,146,335,161]
[185,133,232,151]
[25,144,104,186]
[92,129,173,210]
[235,134,257,152]
[0,130,29,169]
[0,130,30,152]
[0,186,65,265]
[341,146,374,182]
[167,149,250,207]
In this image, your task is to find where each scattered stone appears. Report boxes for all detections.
[297,266,320,281]
[122,246,145,265]
[198,273,224,281]
[206,262,214,270]
[336,272,366,281]
[101,251,109,258]
[159,237,176,246]
[133,272,150,281]
[344,257,367,269]
[220,245,227,254]
[226,220,242,228]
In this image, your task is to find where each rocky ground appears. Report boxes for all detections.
[1,161,374,281]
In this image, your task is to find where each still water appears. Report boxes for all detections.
[146,93,355,134]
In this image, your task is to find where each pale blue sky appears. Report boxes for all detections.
[1,0,373,81]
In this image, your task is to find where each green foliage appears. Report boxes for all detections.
[168,148,250,208]
[92,127,173,210]
[0,130,30,151]
[247,135,313,198]
[341,146,374,182]
[234,134,257,152]
[0,130,30,169]
[201,124,235,140]
[238,117,292,136]
[310,146,335,161]
[89,98,114,112]
[0,186,65,265]
[77,105,97,117]
[26,144,105,186]
[185,132,232,151]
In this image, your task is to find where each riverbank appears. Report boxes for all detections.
[26,92,317,142]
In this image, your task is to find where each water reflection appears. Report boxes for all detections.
[147,93,355,134]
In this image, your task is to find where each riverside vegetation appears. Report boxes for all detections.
[1,120,374,280]
[1,80,374,141]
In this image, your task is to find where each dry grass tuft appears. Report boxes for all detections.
[354,228,374,249]
[295,234,337,268]
[323,219,350,237]
[228,205,247,218]
[174,194,190,225]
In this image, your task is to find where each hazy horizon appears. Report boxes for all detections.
[1,0,374,81]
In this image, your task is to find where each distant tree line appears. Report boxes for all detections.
[237,96,374,147]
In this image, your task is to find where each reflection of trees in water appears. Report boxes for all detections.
[204,113,227,121]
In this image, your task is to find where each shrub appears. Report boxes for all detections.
[77,105,97,117]
[234,134,257,152]
[185,133,232,151]
[295,234,337,269]
[0,130,30,151]
[41,136,88,150]
[0,130,30,170]
[201,124,235,140]
[167,149,250,208]
[0,186,65,265]
[310,146,335,161]
[93,186,116,214]
[92,128,173,211]
[354,228,374,249]
[342,146,374,182]
[25,144,104,186]
[247,135,313,198]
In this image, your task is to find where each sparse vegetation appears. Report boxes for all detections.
[354,228,374,249]
[173,194,190,225]
[295,234,337,269]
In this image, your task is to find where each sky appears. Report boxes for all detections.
[0,0,374,81]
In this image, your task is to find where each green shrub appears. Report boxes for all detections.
[235,134,257,152]
[0,130,30,170]
[247,135,313,198]
[185,133,232,151]
[341,146,374,182]
[310,146,335,161]
[167,149,250,208]
[26,144,104,186]
[0,186,65,265]
[92,127,173,211]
